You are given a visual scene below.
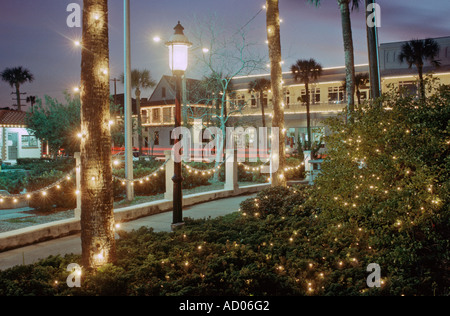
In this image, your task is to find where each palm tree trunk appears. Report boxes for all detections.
[418,64,425,100]
[266,0,286,187]
[15,83,21,112]
[305,83,312,151]
[80,0,116,269]
[339,0,356,122]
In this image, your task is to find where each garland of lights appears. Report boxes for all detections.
[112,159,170,184]
[0,169,76,203]
[183,161,224,176]
[0,157,306,202]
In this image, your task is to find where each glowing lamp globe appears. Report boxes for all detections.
[165,22,192,74]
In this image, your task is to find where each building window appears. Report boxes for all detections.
[154,131,160,146]
[262,93,268,108]
[283,89,290,109]
[300,90,308,104]
[238,95,246,108]
[301,88,321,105]
[251,95,257,108]
[399,81,418,97]
[152,108,161,123]
[163,107,172,123]
[21,135,38,148]
[312,88,321,104]
[328,86,345,103]
[162,87,166,99]
[142,110,148,123]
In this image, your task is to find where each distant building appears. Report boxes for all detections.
[125,75,214,157]
[120,37,450,158]
[228,36,450,151]
[0,109,42,164]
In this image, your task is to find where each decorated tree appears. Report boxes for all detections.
[266,0,287,187]
[308,82,450,295]
[80,0,116,269]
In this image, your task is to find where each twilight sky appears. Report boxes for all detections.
[0,0,449,110]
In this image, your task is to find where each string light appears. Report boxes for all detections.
[0,169,76,204]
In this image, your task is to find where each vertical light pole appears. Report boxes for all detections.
[165,22,192,229]
[124,0,134,201]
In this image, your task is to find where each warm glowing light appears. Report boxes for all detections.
[74,40,81,47]
[202,47,209,53]
[168,44,189,72]
[153,36,161,43]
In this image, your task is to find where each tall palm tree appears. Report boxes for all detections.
[398,38,441,100]
[1,66,34,111]
[26,95,36,113]
[290,59,323,150]
[354,72,369,106]
[266,0,286,187]
[248,78,271,128]
[80,0,116,269]
[311,0,360,121]
[120,69,156,157]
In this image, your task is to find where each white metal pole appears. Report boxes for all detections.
[124,0,134,201]
[75,152,81,219]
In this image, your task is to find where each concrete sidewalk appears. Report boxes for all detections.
[0,194,253,271]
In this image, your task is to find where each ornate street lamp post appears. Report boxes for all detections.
[165,21,192,229]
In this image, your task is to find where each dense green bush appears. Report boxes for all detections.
[0,170,28,194]
[0,182,448,296]
[239,185,310,218]
[307,83,450,296]
[0,186,318,296]
[0,159,76,211]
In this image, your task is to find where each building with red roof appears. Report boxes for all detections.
[0,109,42,163]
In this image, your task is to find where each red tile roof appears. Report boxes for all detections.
[0,110,27,127]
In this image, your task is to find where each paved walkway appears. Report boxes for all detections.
[0,207,34,221]
[0,194,254,270]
